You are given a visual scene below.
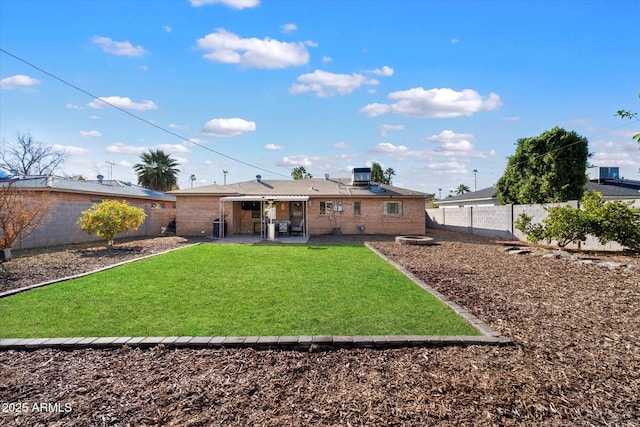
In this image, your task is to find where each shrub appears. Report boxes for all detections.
[78,200,146,248]
[515,191,640,251]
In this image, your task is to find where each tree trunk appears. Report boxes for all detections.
[1,248,12,262]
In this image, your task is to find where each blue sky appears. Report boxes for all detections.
[1,0,639,195]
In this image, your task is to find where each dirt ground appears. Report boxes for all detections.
[0,229,639,426]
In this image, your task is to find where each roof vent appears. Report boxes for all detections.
[256,175,262,182]
[324,173,330,180]
[97,174,104,184]
[351,167,371,186]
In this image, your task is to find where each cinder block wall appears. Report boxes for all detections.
[17,201,176,249]
[426,198,639,250]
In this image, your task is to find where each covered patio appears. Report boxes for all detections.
[218,195,309,240]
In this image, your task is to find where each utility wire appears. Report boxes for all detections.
[0,48,290,179]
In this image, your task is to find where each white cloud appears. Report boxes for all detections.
[281,23,297,33]
[370,142,412,160]
[379,124,404,137]
[359,87,502,118]
[322,56,332,63]
[265,143,284,150]
[0,74,41,90]
[368,65,394,76]
[66,103,84,110]
[189,0,260,9]
[78,130,103,138]
[51,144,90,155]
[426,130,475,152]
[502,116,521,122]
[105,142,147,155]
[451,38,460,44]
[91,36,148,57]
[333,141,350,149]
[155,144,191,155]
[164,26,172,33]
[169,123,189,131]
[196,28,312,69]
[428,161,467,172]
[277,155,313,167]
[202,117,256,137]
[87,114,100,120]
[88,96,158,111]
[290,69,379,97]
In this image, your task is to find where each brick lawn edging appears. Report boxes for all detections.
[0,242,511,351]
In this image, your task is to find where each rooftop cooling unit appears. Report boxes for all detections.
[351,167,371,186]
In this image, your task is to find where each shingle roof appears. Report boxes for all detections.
[585,180,640,199]
[1,176,175,201]
[436,186,498,205]
[170,177,429,198]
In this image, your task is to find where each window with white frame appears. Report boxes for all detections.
[319,201,333,215]
[383,201,402,216]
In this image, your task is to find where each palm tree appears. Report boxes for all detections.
[455,184,471,195]
[134,149,180,191]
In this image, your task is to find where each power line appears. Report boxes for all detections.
[0,48,290,179]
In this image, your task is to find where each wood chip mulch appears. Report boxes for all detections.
[1,230,639,426]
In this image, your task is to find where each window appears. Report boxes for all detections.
[319,201,333,215]
[383,201,402,216]
[251,209,261,219]
[353,201,361,216]
[150,202,165,209]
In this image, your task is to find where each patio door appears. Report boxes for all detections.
[290,201,303,219]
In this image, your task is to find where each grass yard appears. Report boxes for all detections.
[0,244,479,338]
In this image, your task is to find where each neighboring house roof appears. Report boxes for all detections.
[585,180,640,199]
[436,179,640,207]
[0,176,175,201]
[170,177,430,198]
[436,186,499,207]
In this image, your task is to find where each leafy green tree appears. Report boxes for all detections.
[134,149,180,191]
[455,184,471,195]
[496,126,590,204]
[77,200,146,249]
[383,167,395,185]
[291,166,312,180]
[370,162,384,183]
[371,162,395,185]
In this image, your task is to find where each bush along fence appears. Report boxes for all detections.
[426,197,640,251]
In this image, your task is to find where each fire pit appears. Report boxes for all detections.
[395,236,435,246]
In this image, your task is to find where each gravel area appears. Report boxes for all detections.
[1,229,639,426]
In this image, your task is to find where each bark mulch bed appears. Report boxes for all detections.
[1,230,639,426]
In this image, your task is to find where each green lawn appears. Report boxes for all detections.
[0,244,479,338]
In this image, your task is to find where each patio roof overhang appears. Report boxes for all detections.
[220,195,310,202]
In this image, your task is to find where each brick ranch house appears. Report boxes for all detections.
[1,175,176,249]
[170,168,430,239]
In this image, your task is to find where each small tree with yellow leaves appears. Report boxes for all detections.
[77,200,146,249]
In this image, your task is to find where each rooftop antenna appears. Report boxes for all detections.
[223,169,228,185]
[105,161,116,184]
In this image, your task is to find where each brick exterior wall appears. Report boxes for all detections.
[175,195,426,237]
